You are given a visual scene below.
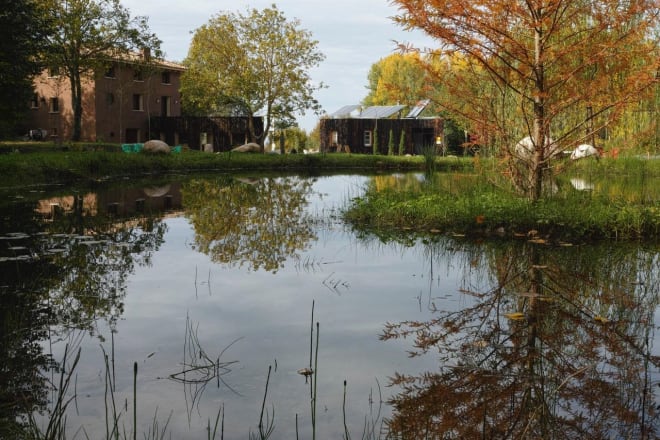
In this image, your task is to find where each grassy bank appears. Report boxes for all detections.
[344,158,660,242]
[2,146,658,241]
[0,148,472,186]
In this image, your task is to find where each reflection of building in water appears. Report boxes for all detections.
[35,193,98,219]
[35,182,183,220]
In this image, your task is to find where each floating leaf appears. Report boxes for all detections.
[594,315,609,324]
[297,368,313,377]
[504,312,525,321]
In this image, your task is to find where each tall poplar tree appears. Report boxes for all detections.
[393,0,659,199]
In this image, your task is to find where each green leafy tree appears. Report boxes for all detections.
[0,0,51,138]
[307,122,321,151]
[41,0,161,141]
[393,0,660,200]
[181,5,325,151]
[281,126,309,153]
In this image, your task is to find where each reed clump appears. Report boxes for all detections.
[344,161,660,241]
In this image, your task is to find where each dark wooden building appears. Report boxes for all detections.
[150,116,264,152]
[319,104,443,155]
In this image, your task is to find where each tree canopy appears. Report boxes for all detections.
[0,0,52,138]
[41,0,162,141]
[181,5,325,150]
[393,0,660,199]
[363,52,430,108]
[362,52,469,154]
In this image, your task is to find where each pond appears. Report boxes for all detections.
[1,172,659,439]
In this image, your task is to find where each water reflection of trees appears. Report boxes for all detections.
[183,176,316,273]
[31,193,168,336]
[382,239,660,438]
[0,189,167,436]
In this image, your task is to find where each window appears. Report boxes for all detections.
[106,92,115,105]
[48,67,60,78]
[330,131,338,145]
[132,94,143,111]
[160,96,171,116]
[133,70,144,81]
[49,97,59,113]
[30,94,39,109]
[104,66,116,78]
[161,71,171,84]
[363,130,372,147]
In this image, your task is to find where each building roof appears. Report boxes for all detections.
[405,99,431,118]
[359,105,406,118]
[328,104,427,119]
[106,49,186,72]
[328,105,362,118]
[328,105,407,119]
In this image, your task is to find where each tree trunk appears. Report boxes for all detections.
[247,114,267,152]
[70,71,83,142]
[531,14,546,202]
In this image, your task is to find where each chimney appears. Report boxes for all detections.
[142,47,151,62]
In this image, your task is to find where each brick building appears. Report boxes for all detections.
[28,50,185,143]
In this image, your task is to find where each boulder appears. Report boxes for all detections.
[231,143,262,153]
[570,144,600,160]
[514,136,561,161]
[143,140,171,154]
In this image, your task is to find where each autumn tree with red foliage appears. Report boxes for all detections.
[392,0,659,199]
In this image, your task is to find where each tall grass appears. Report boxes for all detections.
[421,144,437,175]
[28,344,81,440]
[344,166,660,241]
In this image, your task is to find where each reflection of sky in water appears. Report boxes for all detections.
[45,175,472,439]
[39,174,660,438]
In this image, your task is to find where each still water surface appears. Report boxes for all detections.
[1,173,659,438]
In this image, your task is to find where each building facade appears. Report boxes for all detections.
[29,52,185,143]
[150,116,264,152]
[319,104,443,155]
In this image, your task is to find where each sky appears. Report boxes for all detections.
[120,0,436,132]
